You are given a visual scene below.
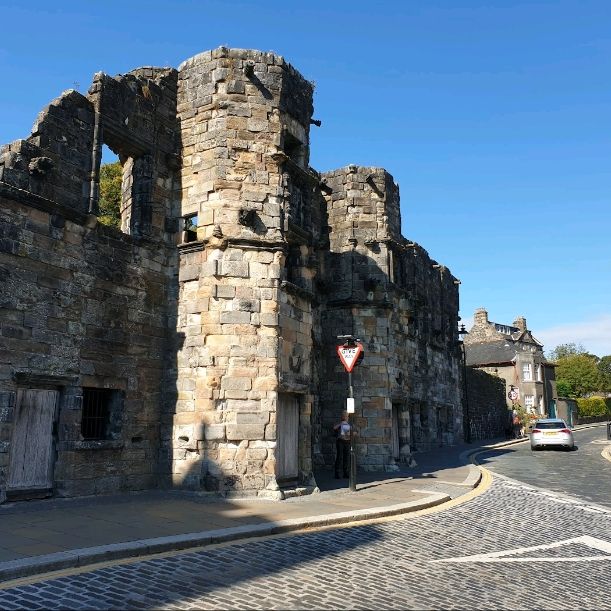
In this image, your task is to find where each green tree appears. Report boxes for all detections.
[554,353,600,397]
[547,342,586,361]
[98,161,122,228]
[556,379,574,397]
[597,355,611,393]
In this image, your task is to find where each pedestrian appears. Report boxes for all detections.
[333,411,351,479]
[511,408,521,439]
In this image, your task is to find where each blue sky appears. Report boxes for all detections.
[1,0,610,355]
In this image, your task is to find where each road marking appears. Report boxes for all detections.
[431,535,611,564]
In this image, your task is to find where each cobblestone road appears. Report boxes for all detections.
[1,472,610,610]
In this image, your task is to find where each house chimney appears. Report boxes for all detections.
[474,308,489,326]
[513,316,527,331]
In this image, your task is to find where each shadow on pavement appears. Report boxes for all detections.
[0,518,385,609]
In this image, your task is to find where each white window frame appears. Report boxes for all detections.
[522,363,533,381]
[536,364,542,382]
[524,395,535,410]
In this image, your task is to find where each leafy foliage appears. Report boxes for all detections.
[98,161,122,228]
[548,342,610,398]
[547,342,585,361]
[598,355,611,393]
[556,379,575,397]
[554,353,600,397]
[576,397,611,417]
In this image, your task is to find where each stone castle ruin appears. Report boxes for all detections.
[0,48,463,502]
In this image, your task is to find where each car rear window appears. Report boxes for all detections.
[535,421,566,429]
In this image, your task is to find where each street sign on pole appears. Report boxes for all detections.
[346,397,355,413]
[337,343,364,373]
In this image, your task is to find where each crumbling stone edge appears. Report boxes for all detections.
[0,492,453,582]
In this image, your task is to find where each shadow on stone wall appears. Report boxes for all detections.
[465,368,508,441]
[316,247,462,473]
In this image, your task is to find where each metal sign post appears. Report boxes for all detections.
[337,335,364,492]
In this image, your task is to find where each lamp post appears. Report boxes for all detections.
[457,324,471,444]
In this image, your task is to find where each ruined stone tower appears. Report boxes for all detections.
[0,48,462,503]
[169,49,322,496]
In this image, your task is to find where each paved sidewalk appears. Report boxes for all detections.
[0,438,503,581]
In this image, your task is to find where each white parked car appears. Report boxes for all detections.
[530,418,574,451]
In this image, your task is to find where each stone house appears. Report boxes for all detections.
[0,48,463,503]
[464,308,557,415]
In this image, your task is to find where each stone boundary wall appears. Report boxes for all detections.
[465,368,508,441]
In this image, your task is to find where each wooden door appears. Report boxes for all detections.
[276,394,299,484]
[8,389,58,496]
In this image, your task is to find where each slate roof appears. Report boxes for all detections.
[464,340,517,366]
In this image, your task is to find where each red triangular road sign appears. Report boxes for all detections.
[337,343,363,373]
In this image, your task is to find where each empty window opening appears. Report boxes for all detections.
[282,131,305,167]
[81,388,123,440]
[285,245,302,287]
[98,145,122,229]
[290,184,305,226]
[97,141,153,238]
[182,213,198,243]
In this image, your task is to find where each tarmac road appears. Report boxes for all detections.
[476,425,611,508]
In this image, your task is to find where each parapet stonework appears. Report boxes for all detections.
[0,48,462,503]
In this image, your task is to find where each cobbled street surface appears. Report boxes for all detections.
[0,429,609,610]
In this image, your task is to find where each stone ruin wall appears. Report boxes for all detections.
[0,46,463,502]
[0,67,179,499]
[317,167,462,470]
[168,49,321,496]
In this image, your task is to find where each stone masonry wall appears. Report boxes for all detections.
[0,187,172,498]
[465,368,508,441]
[0,66,179,500]
[0,91,95,212]
[1,46,463,502]
[318,166,462,470]
[166,48,319,497]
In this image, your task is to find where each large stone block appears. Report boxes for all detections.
[226,423,266,440]
[204,423,226,440]
[221,376,252,390]
[218,261,249,278]
[220,310,251,324]
[235,412,269,425]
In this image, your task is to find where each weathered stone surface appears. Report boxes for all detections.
[0,47,462,504]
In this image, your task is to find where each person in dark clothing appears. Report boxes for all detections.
[333,411,351,478]
[511,408,521,439]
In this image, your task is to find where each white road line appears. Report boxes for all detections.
[431,535,611,564]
